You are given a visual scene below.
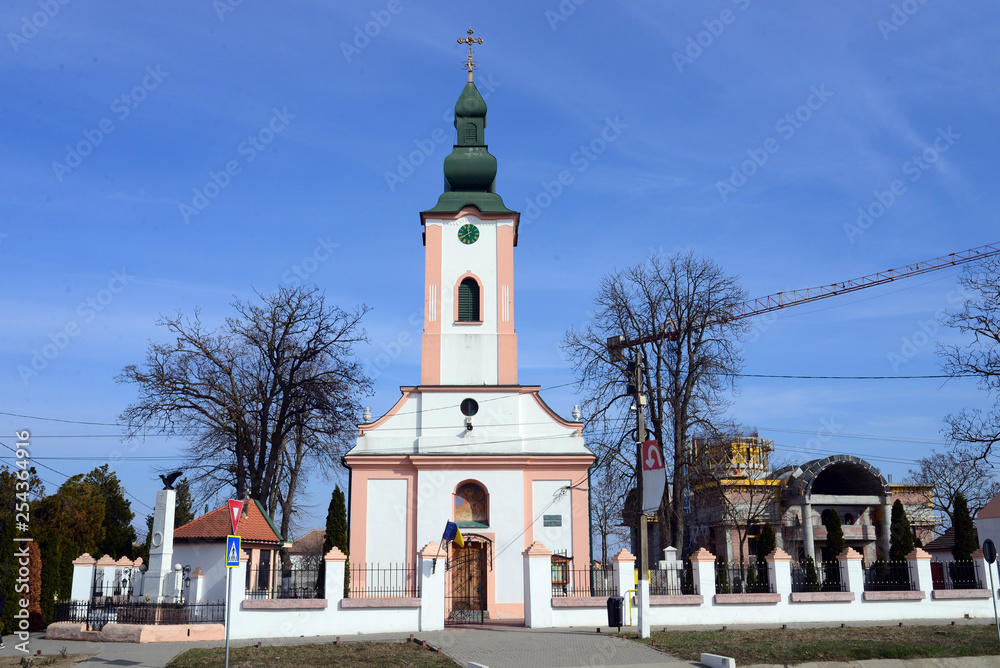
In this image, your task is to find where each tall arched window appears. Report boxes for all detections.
[458,277,481,322]
[455,481,489,527]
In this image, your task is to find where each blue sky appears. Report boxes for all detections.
[2,1,997,538]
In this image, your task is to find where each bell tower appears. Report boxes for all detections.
[419,30,519,386]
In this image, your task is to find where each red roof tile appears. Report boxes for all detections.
[174,499,283,545]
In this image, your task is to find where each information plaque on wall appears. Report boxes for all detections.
[543,515,562,527]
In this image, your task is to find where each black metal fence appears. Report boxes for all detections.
[863,561,914,591]
[245,564,323,599]
[54,600,225,631]
[932,560,983,590]
[716,561,772,594]
[791,561,847,593]
[552,568,617,597]
[347,562,419,598]
[650,563,697,595]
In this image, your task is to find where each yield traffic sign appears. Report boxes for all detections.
[228,499,245,535]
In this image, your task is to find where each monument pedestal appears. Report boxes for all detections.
[144,489,176,602]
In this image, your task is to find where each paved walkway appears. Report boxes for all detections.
[10,621,1000,668]
[7,626,685,667]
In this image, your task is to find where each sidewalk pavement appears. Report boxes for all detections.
[4,626,687,668]
[8,620,1000,668]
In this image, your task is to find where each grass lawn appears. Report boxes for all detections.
[166,641,457,668]
[636,624,1000,665]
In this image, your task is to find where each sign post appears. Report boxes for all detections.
[984,539,999,644]
[224,500,244,668]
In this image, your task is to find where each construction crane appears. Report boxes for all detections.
[610,241,1000,350]
[609,241,999,567]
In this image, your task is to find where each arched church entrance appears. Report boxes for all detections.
[445,533,492,625]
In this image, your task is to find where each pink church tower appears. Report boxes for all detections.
[345,35,594,623]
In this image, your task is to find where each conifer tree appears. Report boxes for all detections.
[322,486,349,595]
[952,492,977,561]
[823,509,845,560]
[888,500,914,562]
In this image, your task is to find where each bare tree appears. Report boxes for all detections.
[907,450,1000,534]
[940,254,1000,460]
[590,462,631,568]
[118,285,370,536]
[562,251,748,555]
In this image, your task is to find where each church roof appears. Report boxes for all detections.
[174,499,284,545]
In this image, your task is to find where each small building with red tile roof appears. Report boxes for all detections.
[172,499,289,604]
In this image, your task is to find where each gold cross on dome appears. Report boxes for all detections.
[457,28,484,82]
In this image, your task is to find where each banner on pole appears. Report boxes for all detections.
[641,439,666,515]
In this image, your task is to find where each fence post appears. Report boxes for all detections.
[838,547,864,595]
[96,554,116,596]
[70,553,96,602]
[906,547,933,593]
[523,541,553,628]
[611,548,636,599]
[418,541,446,632]
[766,548,792,597]
[323,547,347,607]
[973,548,990,592]
[190,567,204,604]
[690,547,717,598]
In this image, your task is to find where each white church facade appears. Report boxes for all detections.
[344,57,595,621]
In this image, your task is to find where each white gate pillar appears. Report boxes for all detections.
[70,553,96,601]
[419,541,445,631]
[522,541,553,628]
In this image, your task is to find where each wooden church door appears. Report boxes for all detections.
[446,542,486,624]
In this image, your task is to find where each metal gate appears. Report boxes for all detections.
[446,541,486,625]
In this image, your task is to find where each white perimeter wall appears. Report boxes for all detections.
[173,543,228,603]
[415,468,525,605]
[367,479,408,563]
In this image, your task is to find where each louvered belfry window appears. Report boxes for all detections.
[458,278,480,322]
[464,123,478,144]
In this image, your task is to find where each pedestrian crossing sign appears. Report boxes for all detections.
[226,535,241,568]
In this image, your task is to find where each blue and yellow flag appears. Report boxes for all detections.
[442,521,465,547]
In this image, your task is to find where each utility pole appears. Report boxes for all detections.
[608,334,652,637]
[632,349,649,583]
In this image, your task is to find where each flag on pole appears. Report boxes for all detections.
[442,520,465,548]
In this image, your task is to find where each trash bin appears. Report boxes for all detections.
[606,596,624,630]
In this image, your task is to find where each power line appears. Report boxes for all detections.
[0,438,154,511]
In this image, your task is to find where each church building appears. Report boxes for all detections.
[344,37,595,622]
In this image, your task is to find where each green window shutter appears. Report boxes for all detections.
[458,278,480,322]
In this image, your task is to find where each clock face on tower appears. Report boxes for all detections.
[458,223,480,245]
